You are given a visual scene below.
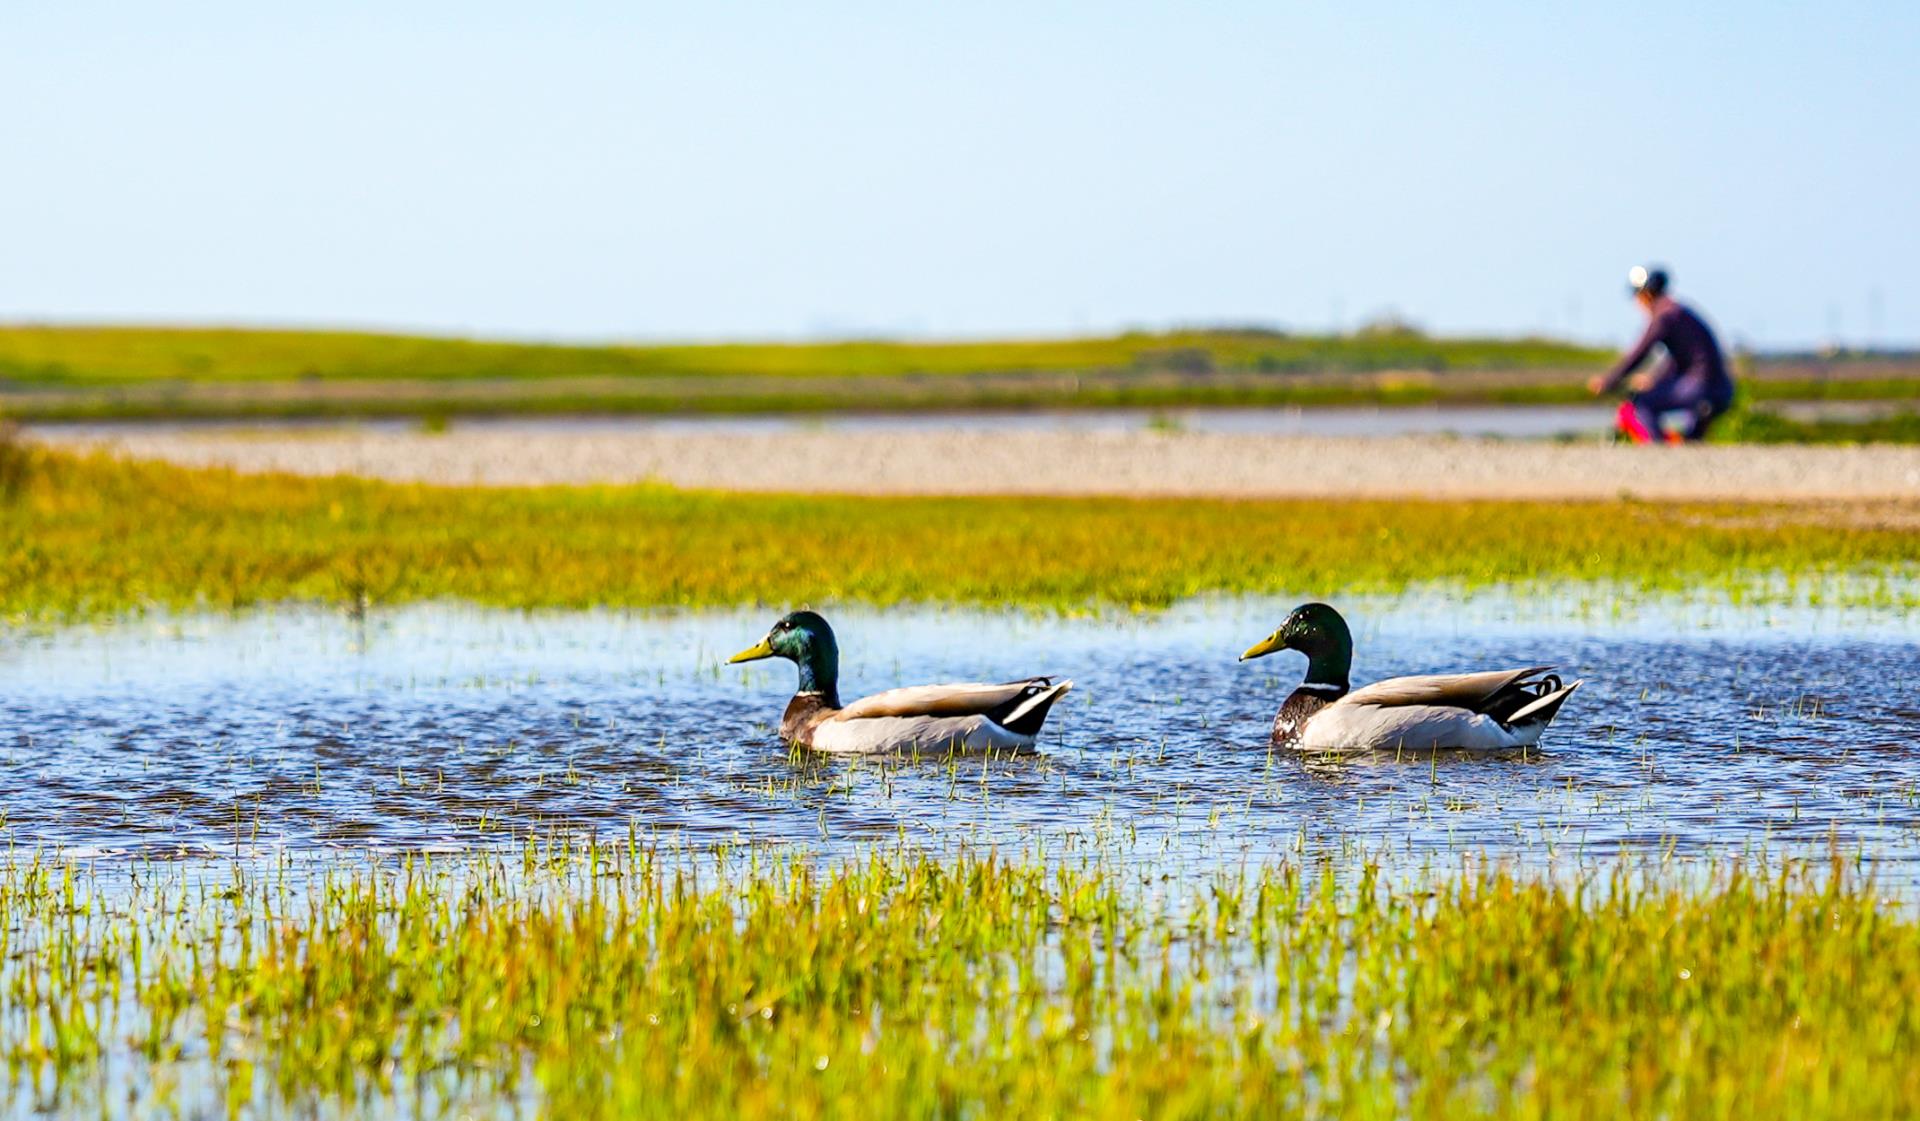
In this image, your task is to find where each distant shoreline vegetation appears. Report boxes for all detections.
[3,444,1913,624]
[3,325,1915,430]
[0,323,1608,384]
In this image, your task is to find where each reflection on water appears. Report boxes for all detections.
[3,595,1917,871]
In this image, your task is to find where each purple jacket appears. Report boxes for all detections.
[1601,297,1732,401]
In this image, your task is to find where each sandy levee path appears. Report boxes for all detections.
[34,423,1920,503]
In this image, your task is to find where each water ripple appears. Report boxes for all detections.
[3,597,1916,875]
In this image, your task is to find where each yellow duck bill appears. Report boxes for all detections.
[727,638,776,664]
[1239,634,1286,662]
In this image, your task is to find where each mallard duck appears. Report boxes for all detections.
[728,611,1073,754]
[1238,603,1581,753]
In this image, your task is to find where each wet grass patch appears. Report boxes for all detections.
[3,844,1916,1118]
[4,450,1915,623]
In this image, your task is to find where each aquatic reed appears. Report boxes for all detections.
[2,845,1913,1119]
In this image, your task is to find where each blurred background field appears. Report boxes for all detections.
[2,325,1915,439]
[0,323,1606,383]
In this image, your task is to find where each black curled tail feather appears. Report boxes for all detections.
[1480,671,1565,723]
[1507,680,1581,729]
[989,678,1069,737]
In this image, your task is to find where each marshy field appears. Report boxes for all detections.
[11,0,1915,1111]
[5,325,1919,441]
[4,342,1920,1118]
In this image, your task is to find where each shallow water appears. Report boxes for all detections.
[6,595,1917,875]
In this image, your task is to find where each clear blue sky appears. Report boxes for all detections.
[5,2,1917,349]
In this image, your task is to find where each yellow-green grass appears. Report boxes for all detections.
[5,844,1917,1119]
[3,443,1914,624]
[0,324,1620,420]
[11,326,1920,427]
[0,324,1606,384]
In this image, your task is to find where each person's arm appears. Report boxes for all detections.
[1597,313,1665,393]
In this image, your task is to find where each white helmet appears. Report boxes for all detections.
[1627,265,1669,297]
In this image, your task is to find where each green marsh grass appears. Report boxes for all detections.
[0,325,1605,384]
[5,844,1917,1119]
[1714,406,1920,444]
[10,326,1920,427]
[5,449,1915,623]
[0,325,1623,422]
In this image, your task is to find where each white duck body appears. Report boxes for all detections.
[800,680,1073,755]
[731,611,1073,756]
[1289,669,1581,755]
[1244,604,1582,756]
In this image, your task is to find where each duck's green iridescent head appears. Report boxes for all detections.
[1239,602,1353,687]
[729,610,841,698]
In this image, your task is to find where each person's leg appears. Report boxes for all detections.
[1677,403,1715,441]
[1623,380,1703,443]
[1682,384,1736,441]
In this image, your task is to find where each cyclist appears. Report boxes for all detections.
[1587,266,1734,443]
